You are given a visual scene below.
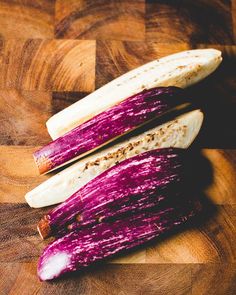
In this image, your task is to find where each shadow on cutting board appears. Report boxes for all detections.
[187,49,236,148]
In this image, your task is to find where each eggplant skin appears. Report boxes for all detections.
[38,199,201,281]
[38,148,186,239]
[34,87,186,174]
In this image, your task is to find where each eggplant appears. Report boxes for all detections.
[38,199,201,281]
[46,49,221,139]
[34,87,187,174]
[38,148,186,239]
[26,110,203,208]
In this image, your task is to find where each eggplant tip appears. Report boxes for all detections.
[37,216,51,240]
[38,252,70,281]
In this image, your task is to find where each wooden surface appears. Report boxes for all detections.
[0,0,236,294]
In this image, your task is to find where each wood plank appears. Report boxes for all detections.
[203,150,236,205]
[0,263,192,295]
[0,1,234,291]
[0,0,55,39]
[0,39,96,91]
[146,0,234,44]
[0,90,51,145]
[110,249,146,264]
[55,0,145,40]
[191,263,236,295]
[0,203,47,263]
[0,146,50,203]
[1,262,235,295]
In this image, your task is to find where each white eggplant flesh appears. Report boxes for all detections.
[26,110,203,208]
[46,49,221,139]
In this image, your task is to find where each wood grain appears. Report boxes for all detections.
[0,263,192,295]
[203,150,236,204]
[0,90,51,145]
[0,39,96,91]
[0,262,235,295]
[0,146,50,203]
[146,0,234,44]
[0,203,47,263]
[0,0,55,39]
[55,0,145,40]
[191,264,236,295]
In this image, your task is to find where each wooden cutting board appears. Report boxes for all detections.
[0,1,236,294]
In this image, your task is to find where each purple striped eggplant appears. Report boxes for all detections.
[38,200,201,281]
[34,87,186,174]
[38,148,186,239]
